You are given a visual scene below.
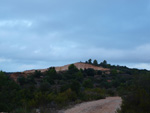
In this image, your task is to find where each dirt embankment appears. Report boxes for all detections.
[55,62,110,72]
[60,97,121,113]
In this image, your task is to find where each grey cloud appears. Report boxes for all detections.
[1,0,150,71]
[1,43,150,72]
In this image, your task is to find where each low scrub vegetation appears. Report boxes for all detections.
[0,59,150,113]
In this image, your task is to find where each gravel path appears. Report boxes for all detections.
[60,97,122,113]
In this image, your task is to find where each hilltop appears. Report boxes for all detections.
[9,62,110,81]
[23,62,110,74]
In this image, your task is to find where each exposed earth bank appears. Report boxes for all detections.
[60,97,122,113]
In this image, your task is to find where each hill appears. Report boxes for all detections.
[23,62,110,74]
[1,59,150,113]
[9,62,110,81]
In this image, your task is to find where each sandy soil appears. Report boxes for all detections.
[60,97,122,113]
[55,62,110,72]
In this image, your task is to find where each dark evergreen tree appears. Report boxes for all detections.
[93,59,98,66]
[88,59,92,64]
[33,70,42,78]
[100,60,107,67]
[68,64,79,74]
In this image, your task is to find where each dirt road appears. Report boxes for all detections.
[61,97,121,113]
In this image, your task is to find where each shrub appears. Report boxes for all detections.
[81,88,106,101]
[83,79,93,88]
[55,89,77,105]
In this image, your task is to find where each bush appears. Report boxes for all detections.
[55,89,77,105]
[81,88,106,101]
[83,79,93,88]
[0,71,21,112]
[68,64,79,74]
[118,74,150,113]
[71,80,81,94]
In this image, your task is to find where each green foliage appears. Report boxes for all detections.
[43,67,58,84]
[2,59,150,112]
[26,75,36,84]
[74,71,84,82]
[83,79,93,88]
[60,84,70,92]
[118,74,150,113]
[100,60,107,65]
[12,107,29,113]
[0,71,21,112]
[88,59,92,64]
[68,64,79,74]
[71,80,81,94]
[100,60,108,67]
[46,67,57,79]
[111,69,118,76]
[39,82,51,92]
[106,88,116,96]
[81,88,106,101]
[97,70,102,75]
[17,76,26,86]
[33,70,42,78]
[55,89,77,105]
[93,59,98,66]
[84,68,95,76]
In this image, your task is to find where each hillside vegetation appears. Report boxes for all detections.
[0,59,150,113]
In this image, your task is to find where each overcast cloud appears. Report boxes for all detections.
[0,0,150,72]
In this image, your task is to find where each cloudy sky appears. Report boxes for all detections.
[0,0,150,72]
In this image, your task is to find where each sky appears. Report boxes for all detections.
[0,0,150,72]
